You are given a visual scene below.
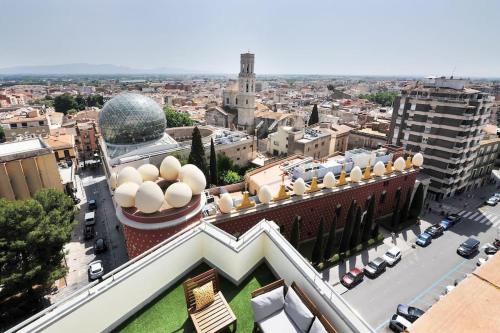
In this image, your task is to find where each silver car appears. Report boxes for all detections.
[88,260,104,280]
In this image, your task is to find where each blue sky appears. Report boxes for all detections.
[1,0,499,76]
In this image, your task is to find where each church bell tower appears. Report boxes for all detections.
[237,53,256,131]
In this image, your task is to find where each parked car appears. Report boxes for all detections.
[396,304,425,323]
[493,239,500,248]
[341,268,364,288]
[389,314,412,332]
[84,211,95,226]
[383,247,402,266]
[425,224,444,238]
[84,225,95,240]
[457,237,480,257]
[363,257,387,278]
[445,213,462,225]
[88,260,104,280]
[477,255,493,266]
[494,193,500,199]
[94,238,107,253]
[416,232,432,247]
[88,199,97,210]
[482,243,498,255]
[485,196,498,206]
[439,219,454,230]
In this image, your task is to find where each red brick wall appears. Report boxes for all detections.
[214,172,417,241]
[123,212,202,258]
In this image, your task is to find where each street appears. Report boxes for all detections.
[51,163,128,302]
[339,194,500,332]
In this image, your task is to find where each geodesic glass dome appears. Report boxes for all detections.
[99,93,166,145]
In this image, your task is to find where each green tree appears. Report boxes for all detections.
[358,92,397,107]
[371,219,380,239]
[209,138,217,186]
[217,154,234,183]
[409,184,424,219]
[222,170,241,185]
[0,126,5,143]
[323,214,337,261]
[290,215,301,250]
[75,95,86,110]
[339,200,357,255]
[0,189,75,300]
[350,206,362,250]
[391,187,402,228]
[311,217,325,265]
[362,195,376,243]
[54,93,77,115]
[400,188,412,225]
[308,104,319,126]
[188,126,207,175]
[163,105,194,127]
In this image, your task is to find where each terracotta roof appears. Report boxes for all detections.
[43,134,75,150]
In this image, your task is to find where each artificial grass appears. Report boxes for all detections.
[115,263,276,333]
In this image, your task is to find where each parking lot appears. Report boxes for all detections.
[51,164,128,302]
[339,198,500,332]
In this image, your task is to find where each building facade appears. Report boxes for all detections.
[222,53,256,132]
[468,137,500,189]
[389,77,494,199]
[0,108,50,141]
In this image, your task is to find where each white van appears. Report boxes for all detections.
[84,211,95,226]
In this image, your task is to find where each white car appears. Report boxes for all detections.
[477,255,493,266]
[485,197,499,206]
[88,260,104,280]
[383,246,402,266]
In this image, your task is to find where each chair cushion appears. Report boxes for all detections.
[309,317,328,333]
[258,309,302,333]
[251,286,285,322]
[284,288,314,332]
[192,281,214,311]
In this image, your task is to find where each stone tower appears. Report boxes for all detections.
[237,53,256,131]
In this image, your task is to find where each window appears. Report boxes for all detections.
[246,99,248,105]
[243,146,246,150]
[237,148,240,151]
[315,144,318,148]
[11,123,17,128]
[237,157,240,161]
[246,83,249,93]
[39,121,44,126]
[235,98,238,105]
[21,122,27,127]
[380,190,387,203]
[226,98,229,104]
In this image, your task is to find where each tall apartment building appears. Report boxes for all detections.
[389,77,494,200]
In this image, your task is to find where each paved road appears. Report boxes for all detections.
[341,199,500,332]
[52,164,128,302]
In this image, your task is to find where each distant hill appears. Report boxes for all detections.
[0,63,199,75]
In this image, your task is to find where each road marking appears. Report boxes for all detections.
[478,218,487,224]
[458,210,466,216]
[469,212,479,220]
[473,214,483,221]
[463,211,472,218]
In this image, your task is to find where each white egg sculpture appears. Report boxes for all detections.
[114,182,140,208]
[350,166,362,182]
[218,193,233,213]
[137,164,159,182]
[135,181,165,213]
[258,185,273,204]
[160,155,182,181]
[110,172,118,189]
[323,172,336,188]
[394,157,406,171]
[117,166,143,186]
[179,164,206,195]
[165,182,193,208]
[412,153,424,167]
[373,161,385,177]
[293,178,306,196]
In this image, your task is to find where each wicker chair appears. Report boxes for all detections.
[183,268,237,333]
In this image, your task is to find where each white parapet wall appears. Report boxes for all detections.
[11,220,373,333]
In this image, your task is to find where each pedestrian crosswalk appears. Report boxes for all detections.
[456,210,500,228]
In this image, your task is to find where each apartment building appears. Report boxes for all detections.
[389,77,494,199]
[0,108,50,141]
[468,137,500,189]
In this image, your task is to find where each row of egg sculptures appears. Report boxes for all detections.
[215,153,424,214]
[112,155,206,214]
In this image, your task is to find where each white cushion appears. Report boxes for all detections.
[309,317,328,333]
[251,286,285,323]
[258,309,302,333]
[284,288,315,332]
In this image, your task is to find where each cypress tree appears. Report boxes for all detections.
[391,187,402,228]
[339,200,357,254]
[308,104,319,126]
[323,214,337,261]
[362,195,375,243]
[350,207,363,250]
[409,184,424,219]
[209,138,217,186]
[311,217,325,265]
[188,126,207,175]
[371,218,380,239]
[400,188,412,225]
[290,215,301,250]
